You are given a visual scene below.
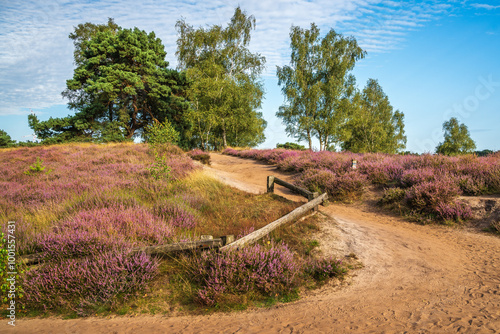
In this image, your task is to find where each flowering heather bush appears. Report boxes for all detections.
[224,148,500,221]
[457,174,488,196]
[22,250,159,313]
[358,158,405,185]
[405,179,461,212]
[399,168,436,188]
[379,187,406,205]
[154,199,198,229]
[0,143,199,217]
[191,243,300,306]
[295,168,367,201]
[304,257,347,281]
[435,200,473,221]
[187,149,211,165]
[35,205,174,261]
[166,155,199,179]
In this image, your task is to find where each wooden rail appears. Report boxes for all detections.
[221,193,328,251]
[267,176,319,201]
[19,235,235,266]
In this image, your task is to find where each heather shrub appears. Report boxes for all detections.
[303,257,347,282]
[190,243,300,306]
[294,168,335,194]
[37,230,130,261]
[359,158,403,185]
[154,199,198,229]
[435,200,473,221]
[187,149,211,165]
[22,250,159,314]
[222,148,239,156]
[165,154,200,179]
[35,205,174,261]
[457,174,488,196]
[399,168,436,188]
[295,168,367,202]
[405,179,461,212]
[379,187,406,205]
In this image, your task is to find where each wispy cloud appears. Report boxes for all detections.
[0,0,453,115]
[471,3,500,10]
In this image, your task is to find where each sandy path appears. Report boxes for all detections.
[7,153,500,333]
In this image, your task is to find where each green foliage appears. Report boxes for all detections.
[147,151,172,181]
[0,130,15,148]
[144,120,180,146]
[276,142,306,150]
[277,23,365,151]
[30,19,191,145]
[436,118,476,156]
[69,18,120,66]
[144,120,179,180]
[340,79,406,154]
[475,149,494,157]
[24,157,52,175]
[176,6,266,150]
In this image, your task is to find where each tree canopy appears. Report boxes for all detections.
[340,79,406,154]
[0,129,15,148]
[29,20,192,145]
[276,23,365,151]
[176,6,267,150]
[436,117,476,155]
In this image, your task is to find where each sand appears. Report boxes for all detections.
[6,153,500,333]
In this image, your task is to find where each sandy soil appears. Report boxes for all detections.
[6,153,500,333]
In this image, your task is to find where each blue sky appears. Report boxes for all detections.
[1,0,499,152]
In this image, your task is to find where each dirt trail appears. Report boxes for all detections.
[9,153,500,333]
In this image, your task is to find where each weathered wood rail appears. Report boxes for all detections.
[267,176,319,201]
[19,235,235,266]
[221,192,328,251]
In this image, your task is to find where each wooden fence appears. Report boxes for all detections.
[20,175,327,265]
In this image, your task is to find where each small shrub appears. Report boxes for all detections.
[187,149,211,165]
[435,200,473,222]
[405,179,461,212]
[457,175,488,196]
[303,257,346,282]
[35,205,174,261]
[154,200,198,229]
[399,168,435,188]
[295,168,367,202]
[22,250,159,314]
[24,157,52,175]
[144,120,179,146]
[190,243,300,306]
[379,187,406,205]
[147,151,172,180]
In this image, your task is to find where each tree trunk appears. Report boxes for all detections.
[222,121,227,148]
[307,130,312,150]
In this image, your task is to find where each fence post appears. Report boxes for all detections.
[311,192,319,211]
[267,176,275,193]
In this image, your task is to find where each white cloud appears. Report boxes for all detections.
[0,0,452,115]
[471,3,500,10]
